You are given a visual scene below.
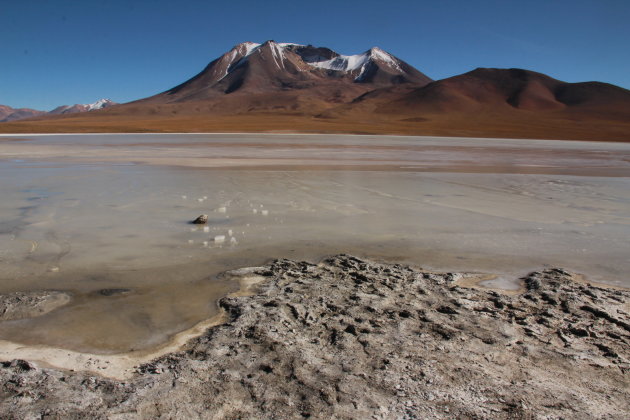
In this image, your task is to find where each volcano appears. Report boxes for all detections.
[1,41,629,141]
[147,41,432,103]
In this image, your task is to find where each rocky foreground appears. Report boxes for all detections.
[1,255,629,419]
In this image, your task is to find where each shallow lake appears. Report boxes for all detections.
[1,133,629,353]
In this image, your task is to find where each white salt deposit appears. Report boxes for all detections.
[228,229,233,236]
[261,210,269,216]
[217,207,227,213]
[253,209,258,214]
[203,226,210,233]
[214,235,225,244]
[3,133,630,356]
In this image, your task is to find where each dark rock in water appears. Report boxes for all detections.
[98,288,132,297]
[192,214,208,224]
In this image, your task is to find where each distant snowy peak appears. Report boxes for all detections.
[47,99,117,116]
[1,98,117,122]
[86,98,115,111]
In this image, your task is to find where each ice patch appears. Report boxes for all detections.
[370,47,402,72]
[241,41,261,56]
[85,99,113,111]
[308,52,370,72]
[306,46,402,80]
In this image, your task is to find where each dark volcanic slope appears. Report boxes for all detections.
[369,68,630,116]
[1,255,628,418]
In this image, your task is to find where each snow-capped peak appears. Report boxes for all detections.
[237,41,261,56]
[369,47,402,72]
[303,46,403,80]
[85,98,114,111]
[208,42,421,86]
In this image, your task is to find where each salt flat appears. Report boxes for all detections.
[0,133,628,354]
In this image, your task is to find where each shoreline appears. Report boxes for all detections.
[0,257,627,379]
[1,254,628,418]
[0,268,268,380]
[1,132,629,146]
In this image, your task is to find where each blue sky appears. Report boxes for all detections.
[2,0,629,110]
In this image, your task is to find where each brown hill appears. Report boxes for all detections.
[1,43,629,141]
[370,68,630,116]
[0,105,45,122]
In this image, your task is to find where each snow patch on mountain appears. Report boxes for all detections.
[307,53,370,72]
[86,99,114,111]
[369,47,403,72]
[242,42,261,56]
[304,46,403,80]
[269,42,286,69]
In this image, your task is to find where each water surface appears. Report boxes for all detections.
[0,133,628,353]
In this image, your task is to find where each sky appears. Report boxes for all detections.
[1,0,629,110]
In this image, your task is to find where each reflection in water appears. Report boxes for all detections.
[0,134,629,353]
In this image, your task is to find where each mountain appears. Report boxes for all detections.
[145,40,432,104]
[324,68,630,118]
[0,99,116,122]
[1,42,629,141]
[371,68,630,115]
[0,105,46,122]
[49,99,117,115]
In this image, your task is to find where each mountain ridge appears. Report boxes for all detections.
[141,40,432,104]
[0,99,116,122]
[1,41,629,141]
